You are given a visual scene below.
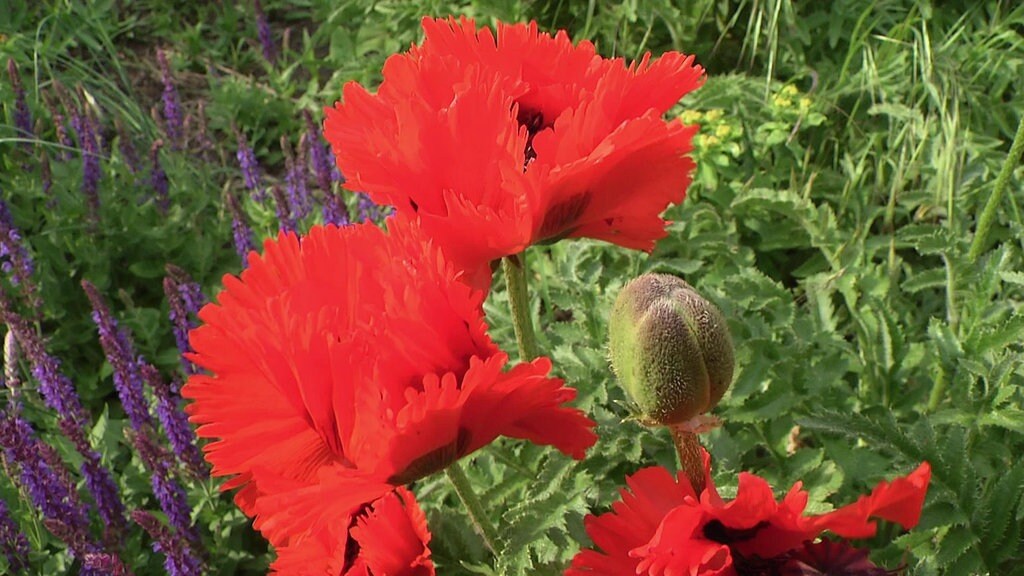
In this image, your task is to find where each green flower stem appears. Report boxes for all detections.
[502,253,539,362]
[969,114,1024,261]
[669,425,706,495]
[445,461,501,555]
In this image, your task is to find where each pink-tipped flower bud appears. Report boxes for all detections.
[608,273,734,426]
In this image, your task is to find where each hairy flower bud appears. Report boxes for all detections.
[608,273,733,426]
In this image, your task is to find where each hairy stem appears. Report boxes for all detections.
[502,253,539,362]
[970,115,1024,261]
[445,461,501,555]
[669,425,706,495]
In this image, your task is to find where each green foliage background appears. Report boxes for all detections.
[1,0,1023,574]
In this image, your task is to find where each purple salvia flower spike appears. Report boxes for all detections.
[0,498,29,572]
[271,185,296,233]
[282,135,311,221]
[162,265,203,377]
[7,59,33,142]
[81,281,154,435]
[253,0,277,65]
[140,362,207,478]
[0,296,126,536]
[225,190,255,266]
[149,140,170,213]
[132,510,202,576]
[0,409,95,559]
[77,107,102,224]
[82,552,132,576]
[157,50,183,149]
[43,94,74,161]
[234,129,264,201]
[130,428,203,555]
[0,199,39,311]
[303,110,333,194]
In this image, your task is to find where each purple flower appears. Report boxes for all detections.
[320,192,350,227]
[132,510,202,576]
[139,362,207,479]
[82,552,131,575]
[77,110,102,223]
[253,0,277,65]
[283,135,311,221]
[0,498,29,572]
[0,409,93,558]
[162,265,203,376]
[225,190,255,265]
[0,296,126,535]
[234,130,264,201]
[81,281,154,434]
[149,140,170,213]
[157,50,183,149]
[130,429,202,552]
[6,59,33,141]
[43,95,74,161]
[0,198,39,310]
[271,185,295,233]
[303,110,332,192]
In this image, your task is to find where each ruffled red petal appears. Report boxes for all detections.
[570,452,930,576]
[351,488,434,576]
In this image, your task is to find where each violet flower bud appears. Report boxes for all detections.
[82,281,154,434]
[6,59,33,141]
[0,198,39,310]
[253,0,277,65]
[0,498,29,572]
[234,130,264,201]
[139,362,207,478]
[282,135,311,220]
[225,190,256,266]
[132,510,202,576]
[157,50,183,149]
[271,184,295,233]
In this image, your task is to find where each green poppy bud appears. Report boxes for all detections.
[608,273,734,426]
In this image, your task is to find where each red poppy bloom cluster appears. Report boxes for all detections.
[568,449,931,576]
[325,17,704,283]
[183,218,596,573]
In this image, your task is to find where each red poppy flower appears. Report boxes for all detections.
[182,217,596,573]
[324,17,704,281]
[567,450,930,576]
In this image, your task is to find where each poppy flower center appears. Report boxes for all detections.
[702,519,771,545]
[516,106,551,167]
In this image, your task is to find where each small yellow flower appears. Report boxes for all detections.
[782,84,799,96]
[679,110,703,124]
[704,109,724,122]
[799,97,812,111]
[700,134,720,147]
[772,95,792,108]
[714,124,732,138]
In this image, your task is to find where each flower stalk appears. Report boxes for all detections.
[670,425,706,495]
[502,253,539,362]
[970,114,1024,261]
[444,461,501,555]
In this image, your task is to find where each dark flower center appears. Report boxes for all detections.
[516,107,550,167]
[703,519,771,544]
